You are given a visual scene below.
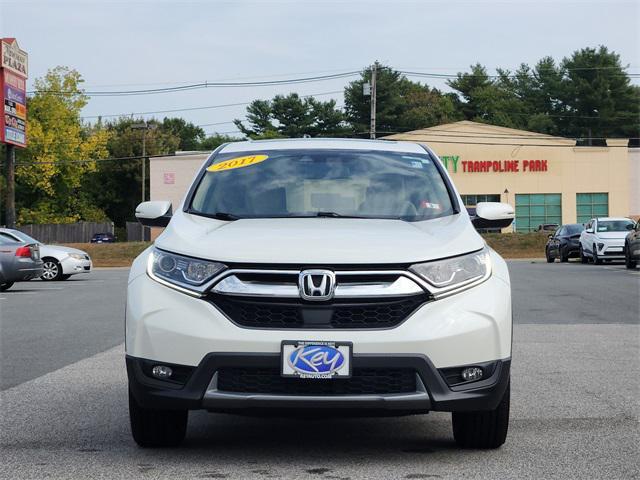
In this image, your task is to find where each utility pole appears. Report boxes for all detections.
[132,122,154,240]
[4,145,15,228]
[370,61,377,139]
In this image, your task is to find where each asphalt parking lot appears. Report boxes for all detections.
[1,261,638,479]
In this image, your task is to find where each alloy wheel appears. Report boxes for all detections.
[42,261,59,280]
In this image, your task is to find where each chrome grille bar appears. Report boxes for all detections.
[211,269,426,298]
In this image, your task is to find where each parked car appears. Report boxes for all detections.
[537,223,559,233]
[0,228,92,281]
[579,217,635,264]
[0,236,44,291]
[127,139,515,449]
[545,223,585,262]
[624,221,640,269]
[90,232,116,243]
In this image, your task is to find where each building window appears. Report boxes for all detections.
[515,194,562,232]
[460,194,501,206]
[576,193,608,224]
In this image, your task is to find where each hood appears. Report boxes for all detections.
[155,210,484,265]
[41,245,88,256]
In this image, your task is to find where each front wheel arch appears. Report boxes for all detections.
[41,257,63,281]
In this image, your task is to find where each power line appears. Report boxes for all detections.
[14,151,210,167]
[77,67,363,89]
[80,90,344,119]
[399,69,640,79]
[28,71,361,96]
[14,133,635,167]
[377,130,635,146]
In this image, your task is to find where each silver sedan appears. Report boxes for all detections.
[0,237,44,291]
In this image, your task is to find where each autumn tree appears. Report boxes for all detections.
[15,67,110,224]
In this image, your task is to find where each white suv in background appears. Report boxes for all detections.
[127,139,515,449]
[579,217,635,264]
[0,229,92,281]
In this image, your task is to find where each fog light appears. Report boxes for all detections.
[151,365,173,379]
[461,367,483,382]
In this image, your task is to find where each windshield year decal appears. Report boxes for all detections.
[207,154,269,173]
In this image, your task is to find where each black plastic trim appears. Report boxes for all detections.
[127,353,510,414]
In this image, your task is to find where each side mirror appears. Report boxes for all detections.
[585,228,594,234]
[135,201,172,227]
[626,223,634,231]
[547,234,554,239]
[471,202,515,229]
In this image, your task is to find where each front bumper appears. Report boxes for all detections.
[127,353,511,414]
[597,240,625,258]
[126,267,512,369]
[60,256,92,275]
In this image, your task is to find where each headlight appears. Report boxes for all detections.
[147,247,226,295]
[68,253,85,260]
[410,247,491,296]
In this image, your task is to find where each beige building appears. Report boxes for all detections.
[386,121,638,231]
[151,122,639,233]
[150,152,210,212]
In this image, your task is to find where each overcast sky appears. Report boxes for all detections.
[1,0,638,138]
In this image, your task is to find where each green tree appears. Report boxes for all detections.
[344,64,460,135]
[199,133,240,151]
[161,117,205,150]
[15,67,110,224]
[447,47,640,139]
[234,93,348,138]
[86,117,179,227]
[555,46,640,139]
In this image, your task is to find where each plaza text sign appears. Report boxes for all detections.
[441,155,548,174]
[1,38,28,148]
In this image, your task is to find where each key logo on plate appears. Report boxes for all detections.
[288,344,345,375]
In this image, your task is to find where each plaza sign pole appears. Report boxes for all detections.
[1,38,28,228]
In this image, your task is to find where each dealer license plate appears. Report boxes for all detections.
[281,341,352,379]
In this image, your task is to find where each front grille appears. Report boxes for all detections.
[217,367,417,395]
[208,294,428,329]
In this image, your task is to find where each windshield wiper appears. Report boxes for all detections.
[314,211,367,219]
[316,211,343,218]
[188,210,241,221]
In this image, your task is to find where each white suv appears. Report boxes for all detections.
[579,217,635,264]
[126,139,515,449]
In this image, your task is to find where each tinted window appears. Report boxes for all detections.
[190,149,455,221]
[0,232,18,242]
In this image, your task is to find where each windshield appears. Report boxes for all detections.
[565,224,584,235]
[189,149,455,221]
[597,220,634,232]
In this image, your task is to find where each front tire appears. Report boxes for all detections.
[41,258,63,281]
[452,382,510,449]
[545,248,554,263]
[129,390,188,447]
[560,246,569,263]
[593,245,602,265]
[60,274,72,280]
[0,282,14,291]
[580,245,588,264]
[625,244,637,269]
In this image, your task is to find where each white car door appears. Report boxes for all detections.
[581,219,594,254]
